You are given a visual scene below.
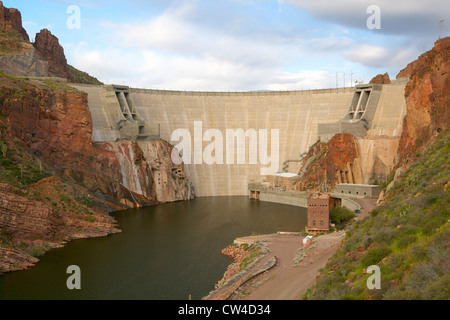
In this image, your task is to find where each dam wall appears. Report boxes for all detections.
[131,88,353,196]
[72,81,407,197]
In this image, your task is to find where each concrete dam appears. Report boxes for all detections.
[72,80,408,197]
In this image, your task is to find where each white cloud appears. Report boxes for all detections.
[342,44,418,69]
[282,0,450,36]
[65,0,428,90]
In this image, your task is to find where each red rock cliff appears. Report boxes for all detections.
[0,2,101,84]
[1,76,191,207]
[0,74,192,273]
[0,1,29,41]
[294,133,363,192]
[396,37,450,167]
[33,29,69,79]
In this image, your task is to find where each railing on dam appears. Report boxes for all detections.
[130,87,356,97]
[248,183,309,198]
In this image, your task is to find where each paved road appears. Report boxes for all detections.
[353,198,377,221]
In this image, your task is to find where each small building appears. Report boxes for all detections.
[335,184,381,198]
[264,173,298,191]
[306,193,341,233]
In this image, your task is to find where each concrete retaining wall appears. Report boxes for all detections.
[259,191,308,208]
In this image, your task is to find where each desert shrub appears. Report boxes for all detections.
[397,234,417,249]
[342,230,363,252]
[397,224,418,235]
[426,229,450,260]
[330,206,356,225]
[422,272,450,300]
[361,245,391,267]
[387,253,407,270]
[408,244,428,262]
[370,207,382,217]
[411,189,441,208]
[388,215,400,228]
[384,287,423,300]
[373,227,396,245]
[422,220,440,235]
[362,235,373,249]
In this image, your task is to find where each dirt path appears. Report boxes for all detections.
[233,232,345,300]
[208,198,377,300]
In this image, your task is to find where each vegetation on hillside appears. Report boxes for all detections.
[0,70,84,95]
[0,29,27,54]
[330,206,356,230]
[67,64,103,85]
[303,129,450,300]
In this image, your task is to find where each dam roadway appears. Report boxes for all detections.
[72,82,407,197]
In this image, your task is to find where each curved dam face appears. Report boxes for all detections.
[72,81,407,197]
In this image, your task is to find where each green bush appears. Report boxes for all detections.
[397,234,417,248]
[330,206,356,225]
[361,245,391,267]
[422,273,450,300]
[422,220,440,235]
[373,227,396,245]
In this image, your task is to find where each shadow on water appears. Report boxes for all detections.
[0,196,306,300]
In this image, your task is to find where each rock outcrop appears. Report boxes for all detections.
[33,29,69,79]
[295,133,363,192]
[0,2,101,84]
[369,72,391,85]
[0,177,121,274]
[0,1,29,41]
[396,37,450,168]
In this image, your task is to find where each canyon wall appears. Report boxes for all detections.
[0,77,191,207]
[0,74,192,273]
[396,37,450,168]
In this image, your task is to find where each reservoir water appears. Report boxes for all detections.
[0,196,306,300]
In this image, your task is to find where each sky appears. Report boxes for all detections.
[4,0,449,91]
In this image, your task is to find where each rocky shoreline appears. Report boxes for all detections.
[205,240,272,300]
[206,231,346,300]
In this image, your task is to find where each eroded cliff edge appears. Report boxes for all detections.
[0,73,193,274]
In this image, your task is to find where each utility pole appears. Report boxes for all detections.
[440,20,444,39]
[343,73,346,88]
[350,70,354,88]
[336,72,338,92]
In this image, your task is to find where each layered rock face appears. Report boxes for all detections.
[0,177,121,273]
[396,37,450,167]
[1,77,192,207]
